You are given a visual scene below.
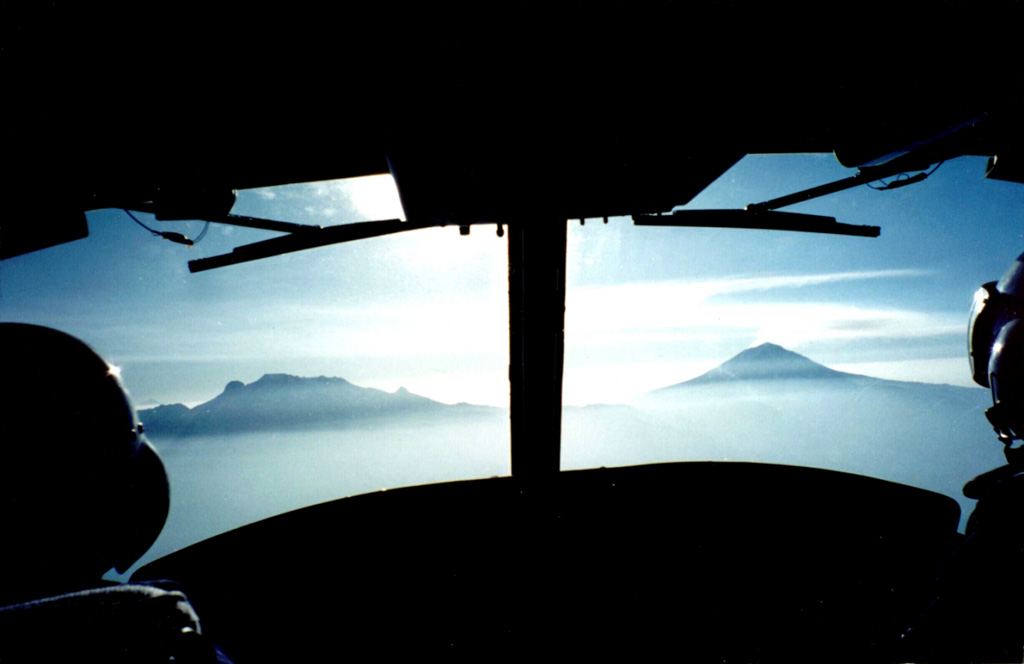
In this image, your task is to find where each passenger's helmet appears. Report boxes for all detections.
[969,253,1024,447]
[0,324,169,601]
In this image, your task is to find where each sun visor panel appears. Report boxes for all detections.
[387,133,742,226]
[2,204,88,259]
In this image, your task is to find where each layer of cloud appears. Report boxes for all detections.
[566,269,952,349]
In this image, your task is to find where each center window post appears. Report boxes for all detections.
[507,217,568,481]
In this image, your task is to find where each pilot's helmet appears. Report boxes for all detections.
[969,253,1024,447]
[0,323,169,601]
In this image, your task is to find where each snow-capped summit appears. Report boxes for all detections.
[654,343,852,392]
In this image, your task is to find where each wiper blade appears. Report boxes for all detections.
[633,210,880,238]
[188,218,433,272]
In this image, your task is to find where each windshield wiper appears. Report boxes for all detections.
[633,210,880,238]
[188,217,433,272]
[634,153,957,238]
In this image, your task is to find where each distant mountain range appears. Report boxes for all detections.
[139,374,494,437]
[139,344,1003,530]
[140,345,1001,497]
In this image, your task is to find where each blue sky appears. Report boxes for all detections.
[1,154,1020,407]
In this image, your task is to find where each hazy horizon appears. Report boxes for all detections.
[134,340,988,413]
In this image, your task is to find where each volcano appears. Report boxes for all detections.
[654,342,857,391]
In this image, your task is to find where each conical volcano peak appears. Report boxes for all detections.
[725,342,824,367]
[651,343,848,392]
[706,343,842,382]
[737,344,798,360]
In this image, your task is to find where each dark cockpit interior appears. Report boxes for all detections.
[4,4,1024,662]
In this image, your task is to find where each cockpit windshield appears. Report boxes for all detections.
[1,154,1019,574]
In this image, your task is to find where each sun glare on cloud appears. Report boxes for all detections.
[341,174,406,221]
[566,270,943,342]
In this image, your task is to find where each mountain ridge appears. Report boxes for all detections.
[139,373,494,437]
[139,347,985,440]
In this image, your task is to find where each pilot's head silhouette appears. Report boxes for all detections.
[970,253,1024,455]
[0,323,169,603]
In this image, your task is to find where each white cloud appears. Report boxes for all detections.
[704,269,929,295]
[566,270,943,344]
[742,303,961,348]
[319,175,405,221]
[569,269,927,318]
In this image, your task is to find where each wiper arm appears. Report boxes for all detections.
[745,158,939,213]
[634,210,880,238]
[122,206,325,235]
[203,214,324,235]
[188,218,433,272]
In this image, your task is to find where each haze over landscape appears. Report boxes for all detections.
[133,342,1001,570]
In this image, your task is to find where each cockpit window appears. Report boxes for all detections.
[0,174,511,571]
[562,154,1022,528]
